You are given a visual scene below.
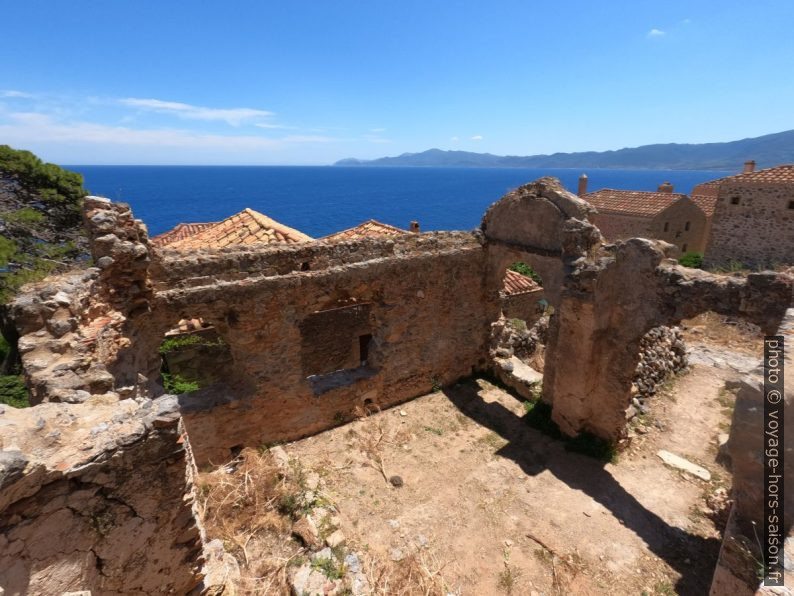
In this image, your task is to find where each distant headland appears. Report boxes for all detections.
[334,129,794,170]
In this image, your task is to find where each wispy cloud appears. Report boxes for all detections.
[119,97,274,126]
[369,127,386,133]
[450,136,459,142]
[470,135,483,141]
[0,90,36,99]
[647,28,665,38]
[0,112,338,150]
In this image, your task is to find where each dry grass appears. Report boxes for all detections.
[681,312,761,355]
[195,448,303,594]
[364,549,454,595]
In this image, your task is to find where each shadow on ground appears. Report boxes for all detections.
[443,380,720,596]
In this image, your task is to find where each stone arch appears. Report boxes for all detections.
[543,237,793,443]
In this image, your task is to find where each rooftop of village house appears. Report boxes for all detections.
[151,207,313,250]
[582,186,689,217]
[502,268,541,295]
[322,219,412,242]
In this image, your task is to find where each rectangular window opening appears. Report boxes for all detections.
[359,334,373,366]
[684,221,690,231]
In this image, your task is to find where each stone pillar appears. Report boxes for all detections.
[82,196,154,318]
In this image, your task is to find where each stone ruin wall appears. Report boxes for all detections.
[542,236,792,443]
[2,179,793,594]
[704,181,794,269]
[0,395,202,594]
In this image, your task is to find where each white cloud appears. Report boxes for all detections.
[255,122,295,130]
[0,112,337,151]
[369,127,386,133]
[0,90,35,99]
[471,135,483,141]
[647,28,665,38]
[450,136,459,142]
[119,97,274,126]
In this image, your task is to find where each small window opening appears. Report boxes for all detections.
[684,221,690,231]
[731,197,740,205]
[663,222,669,232]
[682,243,688,252]
[359,333,373,366]
[788,200,794,210]
[300,261,310,271]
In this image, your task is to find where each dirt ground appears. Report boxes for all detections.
[196,312,762,595]
[280,339,760,595]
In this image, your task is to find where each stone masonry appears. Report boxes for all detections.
[2,178,792,593]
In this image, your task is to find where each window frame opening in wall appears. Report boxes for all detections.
[359,333,373,366]
[731,196,741,205]
[663,222,669,232]
[788,200,794,210]
[684,221,690,231]
[682,243,688,252]
[300,302,379,394]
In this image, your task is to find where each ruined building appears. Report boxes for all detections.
[0,178,791,594]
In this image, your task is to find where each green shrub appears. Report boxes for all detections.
[508,262,543,286]
[161,372,199,394]
[678,252,703,269]
[0,375,29,408]
[2,207,45,225]
[159,334,226,354]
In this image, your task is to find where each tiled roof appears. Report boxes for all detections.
[690,194,718,217]
[698,164,794,187]
[323,219,410,242]
[503,269,541,295]
[160,208,313,250]
[584,189,686,217]
[151,222,217,247]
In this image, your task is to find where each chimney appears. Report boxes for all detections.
[743,160,756,174]
[409,220,420,233]
[657,181,674,193]
[577,173,588,196]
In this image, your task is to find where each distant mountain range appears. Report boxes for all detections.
[334,129,794,170]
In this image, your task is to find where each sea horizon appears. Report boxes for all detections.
[70,165,734,239]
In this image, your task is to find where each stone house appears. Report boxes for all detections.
[697,162,794,268]
[580,178,709,254]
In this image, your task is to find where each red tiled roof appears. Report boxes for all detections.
[159,208,312,250]
[584,189,686,217]
[503,269,541,295]
[690,194,718,217]
[323,219,410,242]
[151,222,217,247]
[696,164,794,188]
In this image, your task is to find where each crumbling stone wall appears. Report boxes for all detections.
[543,237,793,442]
[704,180,794,269]
[481,177,599,307]
[0,396,202,595]
[632,326,688,401]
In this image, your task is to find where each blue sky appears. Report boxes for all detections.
[2,0,793,165]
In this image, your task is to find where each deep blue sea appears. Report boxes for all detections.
[68,166,733,238]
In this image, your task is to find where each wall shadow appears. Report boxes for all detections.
[443,380,720,596]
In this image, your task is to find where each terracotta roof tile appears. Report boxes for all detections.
[151,222,217,247]
[584,189,687,217]
[697,164,794,187]
[160,208,312,251]
[690,194,718,217]
[323,219,410,242]
[503,269,541,295]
